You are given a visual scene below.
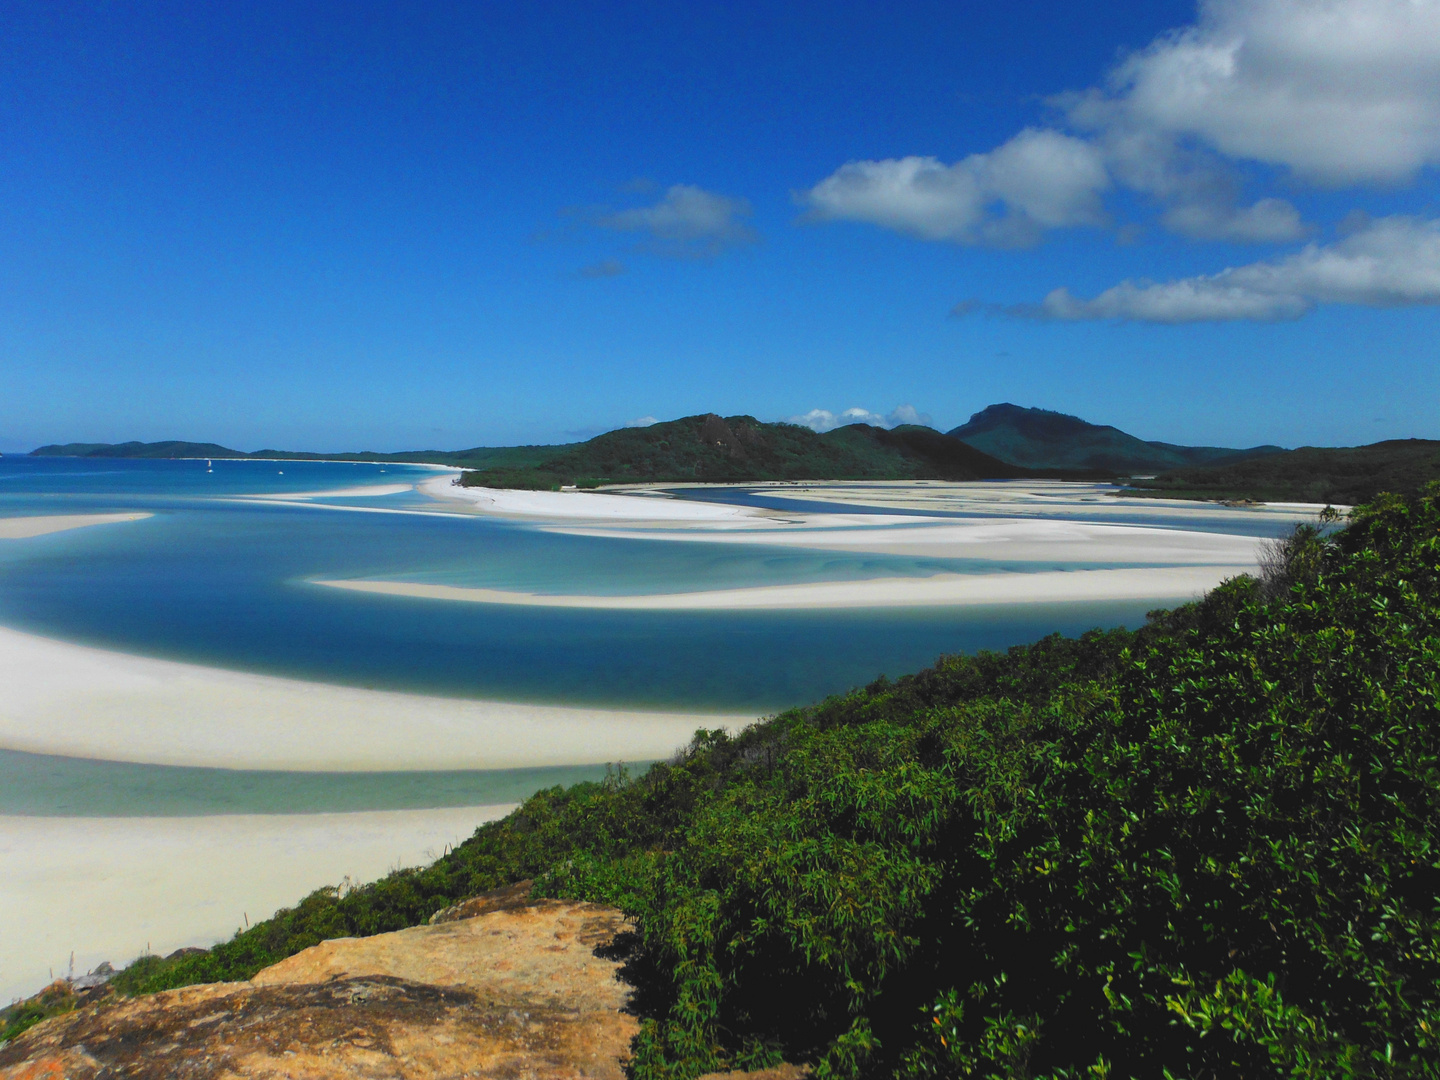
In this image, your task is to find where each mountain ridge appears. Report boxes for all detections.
[947,403,1285,473]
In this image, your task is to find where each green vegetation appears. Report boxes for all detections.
[458,413,1049,489]
[947,403,1283,474]
[1129,438,1440,505]
[29,484,1438,1077]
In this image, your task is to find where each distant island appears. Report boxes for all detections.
[29,403,1440,504]
[947,402,1286,473]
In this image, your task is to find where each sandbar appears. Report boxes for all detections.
[549,517,1267,564]
[242,483,418,500]
[420,475,766,522]
[0,625,752,771]
[316,564,1253,611]
[0,805,513,1003]
[0,512,151,539]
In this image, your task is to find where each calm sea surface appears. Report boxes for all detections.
[0,456,1292,814]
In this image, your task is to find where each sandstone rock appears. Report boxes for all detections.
[0,896,639,1080]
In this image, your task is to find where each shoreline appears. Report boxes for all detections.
[315,564,1254,611]
[0,625,753,771]
[0,804,514,1004]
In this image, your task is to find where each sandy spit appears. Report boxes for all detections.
[0,805,513,1004]
[316,564,1254,611]
[420,475,765,522]
[0,625,753,771]
[0,513,152,540]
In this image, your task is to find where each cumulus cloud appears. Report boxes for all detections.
[804,0,1440,246]
[1019,214,1440,322]
[801,129,1109,246]
[787,405,934,433]
[625,416,660,427]
[597,184,758,256]
[1076,0,1440,186]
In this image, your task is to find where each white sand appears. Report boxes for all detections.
[0,625,753,771]
[243,483,418,500]
[421,475,765,522]
[551,518,1268,564]
[664,479,1331,522]
[0,805,514,1003]
[0,512,152,539]
[316,564,1251,611]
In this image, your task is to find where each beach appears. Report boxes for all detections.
[0,805,512,1004]
[0,625,752,771]
[316,563,1253,610]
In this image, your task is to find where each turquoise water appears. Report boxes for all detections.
[1,457,1281,815]
[0,749,617,817]
[0,457,1191,712]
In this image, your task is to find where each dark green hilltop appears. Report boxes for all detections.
[947,402,1285,473]
[30,404,1440,503]
[453,413,1067,488]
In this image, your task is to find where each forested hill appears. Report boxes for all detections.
[1128,438,1440,505]
[948,402,1284,473]
[455,413,1061,488]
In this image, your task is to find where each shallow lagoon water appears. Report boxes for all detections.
[1,459,1187,712]
[0,456,1278,814]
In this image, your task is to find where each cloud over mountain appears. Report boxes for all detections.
[788,405,933,433]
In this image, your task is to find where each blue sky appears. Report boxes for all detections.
[2,0,1438,452]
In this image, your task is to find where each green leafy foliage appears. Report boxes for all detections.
[86,487,1440,1078]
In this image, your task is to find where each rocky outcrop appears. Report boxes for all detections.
[0,894,639,1080]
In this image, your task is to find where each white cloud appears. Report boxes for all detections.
[805,0,1440,246]
[625,416,660,427]
[1024,214,1440,322]
[800,129,1109,246]
[1079,0,1440,185]
[787,405,934,432]
[598,184,757,256]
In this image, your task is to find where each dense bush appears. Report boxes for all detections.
[78,488,1440,1077]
